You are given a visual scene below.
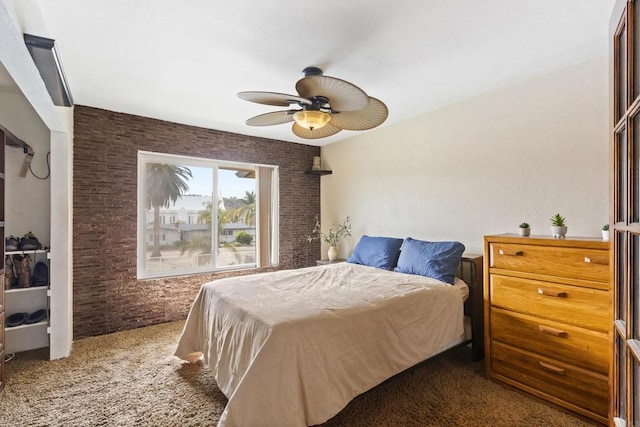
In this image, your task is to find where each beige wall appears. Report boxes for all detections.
[321,55,608,256]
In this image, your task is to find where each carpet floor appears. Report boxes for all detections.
[0,320,596,426]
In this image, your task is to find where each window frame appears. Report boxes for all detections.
[137,150,278,279]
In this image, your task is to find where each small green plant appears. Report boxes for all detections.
[550,213,566,227]
[602,224,609,231]
[235,231,253,245]
[519,222,530,228]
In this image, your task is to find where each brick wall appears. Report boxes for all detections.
[73,106,321,338]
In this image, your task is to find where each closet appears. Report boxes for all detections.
[0,129,5,392]
[2,128,51,365]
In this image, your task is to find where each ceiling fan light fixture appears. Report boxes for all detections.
[293,110,331,131]
[239,67,387,139]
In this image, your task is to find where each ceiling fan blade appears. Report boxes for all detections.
[238,91,312,107]
[292,122,341,139]
[328,97,388,130]
[295,76,369,112]
[246,110,297,126]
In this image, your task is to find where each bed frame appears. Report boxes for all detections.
[457,254,484,361]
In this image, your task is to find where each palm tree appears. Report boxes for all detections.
[233,190,256,226]
[243,190,255,205]
[199,201,214,225]
[198,200,233,240]
[184,199,240,264]
[145,163,192,257]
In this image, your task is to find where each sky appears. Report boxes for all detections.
[184,166,255,199]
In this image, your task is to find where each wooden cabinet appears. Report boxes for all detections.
[484,234,610,424]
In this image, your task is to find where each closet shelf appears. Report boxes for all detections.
[4,320,48,331]
[6,249,48,255]
[6,286,48,295]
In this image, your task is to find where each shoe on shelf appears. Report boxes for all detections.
[20,231,42,251]
[13,254,32,288]
[6,312,28,327]
[5,235,19,251]
[25,309,47,324]
[4,254,16,290]
[32,261,48,287]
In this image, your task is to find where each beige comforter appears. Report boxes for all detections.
[175,262,467,427]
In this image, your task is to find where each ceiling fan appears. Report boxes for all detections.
[237,67,388,139]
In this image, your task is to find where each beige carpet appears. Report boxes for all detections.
[0,320,596,426]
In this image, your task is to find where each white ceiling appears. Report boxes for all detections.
[3,0,615,146]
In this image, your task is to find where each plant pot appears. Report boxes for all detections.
[602,230,610,241]
[328,245,338,261]
[550,225,567,239]
[519,227,530,237]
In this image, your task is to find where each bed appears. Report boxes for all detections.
[175,236,483,427]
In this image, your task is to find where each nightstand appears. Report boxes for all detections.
[316,259,346,266]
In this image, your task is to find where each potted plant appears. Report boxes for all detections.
[550,213,567,239]
[518,222,530,237]
[602,224,610,241]
[307,216,352,260]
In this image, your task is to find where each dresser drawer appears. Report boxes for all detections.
[490,308,608,374]
[491,341,608,420]
[490,275,610,332]
[490,242,608,283]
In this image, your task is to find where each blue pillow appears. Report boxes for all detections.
[346,235,404,270]
[394,238,465,284]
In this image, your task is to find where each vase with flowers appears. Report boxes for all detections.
[307,216,352,260]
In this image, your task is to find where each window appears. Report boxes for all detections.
[137,151,279,279]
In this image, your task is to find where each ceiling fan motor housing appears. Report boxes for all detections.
[306,96,330,111]
[301,66,323,77]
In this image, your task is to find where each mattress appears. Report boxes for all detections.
[175,262,468,426]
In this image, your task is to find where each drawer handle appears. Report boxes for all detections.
[538,325,567,337]
[538,361,566,375]
[537,288,567,298]
[499,249,523,256]
[584,256,608,265]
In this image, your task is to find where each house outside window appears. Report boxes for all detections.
[137,151,279,279]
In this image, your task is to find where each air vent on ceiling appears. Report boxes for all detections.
[24,33,74,107]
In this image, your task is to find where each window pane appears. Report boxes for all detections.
[635,234,640,340]
[635,115,640,223]
[635,3,640,102]
[618,127,629,223]
[635,359,640,426]
[144,164,214,274]
[618,334,628,420]
[618,22,628,122]
[217,168,256,268]
[619,233,628,323]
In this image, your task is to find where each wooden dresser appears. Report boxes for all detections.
[483,234,610,424]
